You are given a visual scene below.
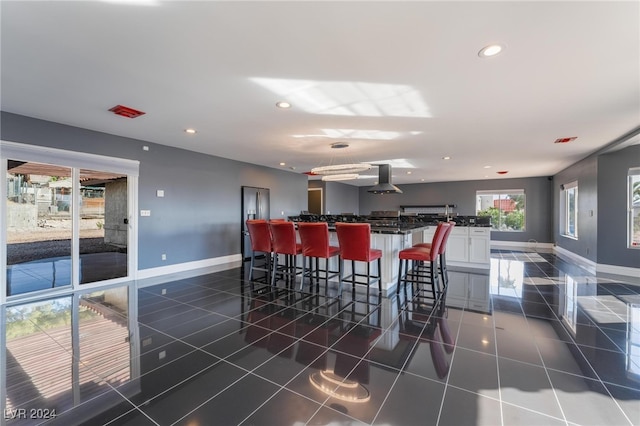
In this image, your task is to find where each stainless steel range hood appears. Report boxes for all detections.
[368,164,403,194]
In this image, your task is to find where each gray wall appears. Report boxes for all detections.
[359,177,554,243]
[597,145,640,268]
[553,155,598,262]
[1,112,309,270]
[552,143,640,269]
[307,180,360,215]
[325,181,360,215]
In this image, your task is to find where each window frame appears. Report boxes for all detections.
[629,167,640,249]
[475,189,526,232]
[560,181,578,240]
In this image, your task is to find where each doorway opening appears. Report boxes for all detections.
[308,188,323,215]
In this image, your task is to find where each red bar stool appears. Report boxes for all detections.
[335,223,382,300]
[298,222,341,293]
[245,219,273,283]
[413,222,455,290]
[397,222,450,300]
[269,221,303,289]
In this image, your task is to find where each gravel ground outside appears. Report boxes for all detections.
[7,219,126,264]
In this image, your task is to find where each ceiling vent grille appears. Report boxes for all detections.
[109,105,146,118]
[554,137,577,144]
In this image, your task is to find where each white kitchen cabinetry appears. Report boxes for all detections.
[447,227,469,263]
[422,225,491,269]
[468,228,491,265]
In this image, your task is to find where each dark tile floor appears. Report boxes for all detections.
[3,250,639,425]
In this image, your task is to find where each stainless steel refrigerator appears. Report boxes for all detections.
[241,186,270,261]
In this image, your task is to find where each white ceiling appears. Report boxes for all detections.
[1,1,639,186]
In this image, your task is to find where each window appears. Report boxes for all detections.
[476,190,525,231]
[630,168,640,248]
[562,181,578,239]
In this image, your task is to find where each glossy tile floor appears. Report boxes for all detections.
[3,250,639,425]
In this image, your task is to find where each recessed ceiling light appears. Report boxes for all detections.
[483,165,492,169]
[276,101,291,109]
[442,156,451,160]
[478,44,505,58]
[421,178,425,182]
[407,171,412,175]
[185,128,197,134]
[279,162,286,166]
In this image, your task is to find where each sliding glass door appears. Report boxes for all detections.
[78,168,128,285]
[1,141,139,300]
[6,161,73,296]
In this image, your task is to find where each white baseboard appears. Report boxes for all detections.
[491,240,554,250]
[553,246,639,277]
[136,254,242,288]
[553,246,597,274]
[596,262,640,278]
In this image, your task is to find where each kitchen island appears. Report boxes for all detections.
[418,224,491,270]
[288,213,492,294]
[321,224,426,295]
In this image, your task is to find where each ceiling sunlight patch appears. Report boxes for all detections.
[251,78,431,118]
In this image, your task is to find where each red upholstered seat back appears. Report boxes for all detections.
[438,222,455,254]
[246,219,272,253]
[336,223,373,262]
[269,221,298,255]
[427,222,451,261]
[298,222,331,258]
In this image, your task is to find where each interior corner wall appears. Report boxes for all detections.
[359,177,553,243]
[553,154,598,262]
[597,144,640,268]
[1,112,309,271]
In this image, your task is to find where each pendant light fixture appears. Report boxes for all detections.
[311,142,372,181]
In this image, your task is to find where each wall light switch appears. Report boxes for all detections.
[157,190,165,197]
[140,210,151,217]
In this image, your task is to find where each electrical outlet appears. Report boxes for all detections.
[159,350,166,360]
[161,254,167,261]
[143,145,149,151]
[140,210,151,217]
[161,289,167,295]
[157,190,165,197]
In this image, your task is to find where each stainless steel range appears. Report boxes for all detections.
[367,211,401,230]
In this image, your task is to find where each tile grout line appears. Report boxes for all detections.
[524,252,635,425]
[434,302,465,426]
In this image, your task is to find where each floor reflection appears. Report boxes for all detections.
[3,287,135,425]
[6,253,127,296]
[1,250,639,425]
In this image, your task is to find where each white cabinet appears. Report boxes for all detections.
[423,225,491,269]
[447,227,469,263]
[468,228,491,264]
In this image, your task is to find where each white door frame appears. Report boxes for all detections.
[0,140,140,304]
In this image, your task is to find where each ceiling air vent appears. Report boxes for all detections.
[109,105,146,118]
[554,137,577,144]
